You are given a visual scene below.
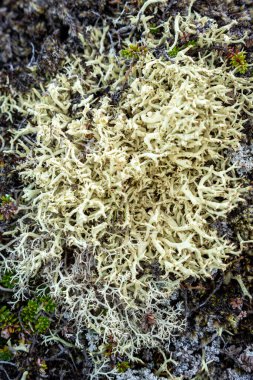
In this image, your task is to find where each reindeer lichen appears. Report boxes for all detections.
[2,9,253,360]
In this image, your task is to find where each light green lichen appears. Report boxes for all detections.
[2,9,253,360]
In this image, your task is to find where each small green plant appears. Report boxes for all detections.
[21,296,55,334]
[0,295,55,338]
[168,40,197,58]
[103,342,115,358]
[39,295,56,314]
[149,23,160,36]
[116,361,130,373]
[0,194,17,221]
[228,48,248,74]
[0,271,17,289]
[120,44,147,59]
[185,40,197,48]
[37,358,48,376]
[0,306,18,330]
[0,346,13,361]
[21,300,40,325]
[0,306,20,338]
[34,316,51,334]
[168,46,181,58]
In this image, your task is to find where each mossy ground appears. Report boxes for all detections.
[1,1,253,379]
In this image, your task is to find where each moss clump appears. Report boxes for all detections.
[0,296,55,338]
[168,40,197,57]
[149,23,160,36]
[21,296,55,334]
[116,361,130,373]
[0,271,17,289]
[0,194,17,221]
[0,306,19,332]
[2,10,253,359]
[0,346,13,361]
[168,46,181,58]
[228,49,248,74]
[120,44,148,59]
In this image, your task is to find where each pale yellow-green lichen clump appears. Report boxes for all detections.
[2,9,253,359]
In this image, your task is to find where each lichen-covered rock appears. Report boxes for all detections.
[231,144,253,176]
[116,368,166,380]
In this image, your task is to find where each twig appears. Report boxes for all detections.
[18,308,27,333]
[44,357,77,374]
[0,285,15,293]
[0,365,12,380]
[45,344,65,360]
[0,361,18,367]
[28,334,38,356]
[129,11,142,40]
[190,275,223,314]
[27,43,36,67]
[181,287,190,320]
[220,349,243,368]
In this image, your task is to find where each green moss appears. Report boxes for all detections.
[0,194,17,221]
[0,194,11,204]
[149,23,160,35]
[120,44,147,59]
[21,296,54,334]
[21,300,40,324]
[229,50,248,74]
[0,346,13,361]
[0,306,18,331]
[0,271,17,289]
[116,361,130,373]
[168,46,181,58]
[168,40,197,57]
[39,296,56,314]
[185,40,197,47]
[34,315,51,334]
